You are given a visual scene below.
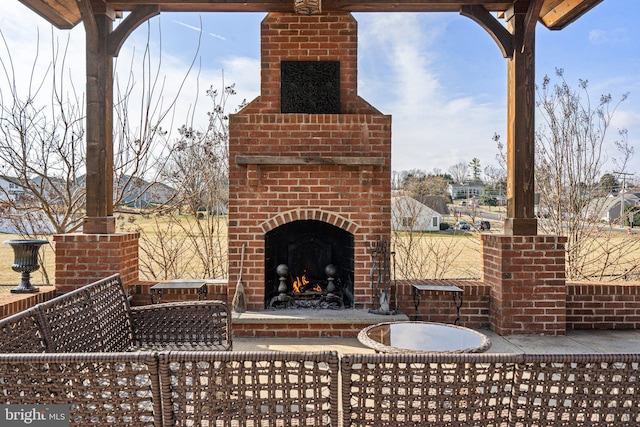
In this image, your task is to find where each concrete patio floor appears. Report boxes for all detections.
[234,329,640,354]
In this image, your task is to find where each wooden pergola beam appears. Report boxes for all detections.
[108,0,513,13]
[19,0,603,30]
[81,0,116,234]
[18,0,81,28]
[540,0,604,30]
[504,0,537,235]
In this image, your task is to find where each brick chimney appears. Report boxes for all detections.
[228,12,391,310]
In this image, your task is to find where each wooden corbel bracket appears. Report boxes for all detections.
[460,5,514,59]
[108,5,160,57]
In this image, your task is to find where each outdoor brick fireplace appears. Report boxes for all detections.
[228,12,391,311]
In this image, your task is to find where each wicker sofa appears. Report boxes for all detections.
[0,350,339,426]
[1,350,639,426]
[341,352,640,426]
[0,273,232,353]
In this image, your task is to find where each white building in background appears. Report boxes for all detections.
[392,195,442,232]
[602,193,640,223]
[586,193,640,223]
[448,182,483,200]
[0,175,26,202]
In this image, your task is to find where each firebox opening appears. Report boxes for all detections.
[264,220,354,309]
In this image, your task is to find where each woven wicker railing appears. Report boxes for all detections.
[341,353,640,427]
[0,350,339,427]
[159,350,340,426]
[0,273,233,353]
[0,352,162,426]
[1,351,639,426]
[0,306,48,353]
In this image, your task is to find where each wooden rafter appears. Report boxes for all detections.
[17,0,80,28]
[540,0,603,30]
[107,0,513,13]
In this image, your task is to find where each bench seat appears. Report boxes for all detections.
[0,274,232,353]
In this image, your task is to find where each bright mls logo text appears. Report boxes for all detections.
[2,405,69,426]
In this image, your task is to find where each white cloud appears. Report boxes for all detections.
[220,57,260,103]
[589,28,629,45]
[357,13,504,173]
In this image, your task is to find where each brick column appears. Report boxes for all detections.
[481,234,567,335]
[53,233,139,292]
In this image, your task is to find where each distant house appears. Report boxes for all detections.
[392,195,442,231]
[449,182,483,200]
[416,195,450,216]
[0,175,26,202]
[77,174,176,208]
[117,175,175,208]
[607,199,638,223]
[30,175,77,204]
[587,194,640,223]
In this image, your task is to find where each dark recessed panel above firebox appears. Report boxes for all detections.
[280,61,340,114]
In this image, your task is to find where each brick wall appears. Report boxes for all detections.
[567,282,640,329]
[395,280,491,328]
[53,233,139,292]
[0,287,57,320]
[481,234,567,335]
[228,12,391,311]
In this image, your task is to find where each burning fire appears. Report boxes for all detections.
[292,274,322,293]
[292,274,308,293]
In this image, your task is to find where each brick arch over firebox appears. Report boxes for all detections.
[259,209,359,236]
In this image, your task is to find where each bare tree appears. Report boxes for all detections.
[391,196,480,280]
[0,31,86,238]
[0,25,194,283]
[448,162,469,184]
[401,169,450,200]
[535,69,637,280]
[483,164,506,198]
[120,81,243,280]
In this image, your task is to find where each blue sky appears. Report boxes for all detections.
[1,0,638,179]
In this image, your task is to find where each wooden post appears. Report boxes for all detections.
[82,2,115,234]
[504,1,537,236]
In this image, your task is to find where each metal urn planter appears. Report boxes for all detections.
[3,239,49,293]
